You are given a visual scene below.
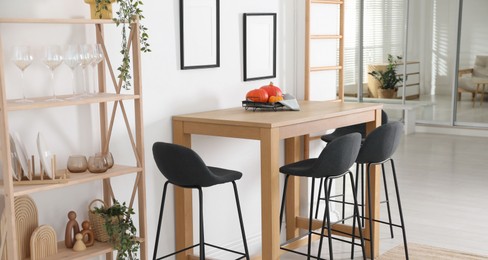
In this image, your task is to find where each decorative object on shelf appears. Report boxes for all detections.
[67,155,88,173]
[180,0,220,70]
[88,199,110,242]
[12,132,31,180]
[1,212,7,260]
[243,13,277,81]
[36,132,55,179]
[94,199,140,260]
[41,45,64,102]
[30,225,57,260]
[63,44,83,99]
[64,211,80,248]
[84,0,116,19]
[11,45,34,103]
[368,54,403,99]
[94,0,151,89]
[87,154,109,173]
[15,195,38,259]
[80,220,95,247]
[96,152,114,168]
[72,233,87,252]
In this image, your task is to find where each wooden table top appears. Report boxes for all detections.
[173,100,383,129]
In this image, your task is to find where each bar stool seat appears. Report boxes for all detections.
[152,142,250,260]
[279,133,365,260]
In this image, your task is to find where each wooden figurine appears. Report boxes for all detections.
[72,233,86,252]
[64,211,80,248]
[80,220,95,247]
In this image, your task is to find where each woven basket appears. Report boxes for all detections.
[88,199,110,242]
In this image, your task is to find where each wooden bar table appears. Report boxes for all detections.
[172,100,383,260]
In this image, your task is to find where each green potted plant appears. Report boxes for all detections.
[88,0,151,90]
[368,54,403,98]
[94,199,140,260]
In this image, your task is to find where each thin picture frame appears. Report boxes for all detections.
[243,13,277,81]
[179,0,220,70]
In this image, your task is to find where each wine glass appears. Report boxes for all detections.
[63,45,82,99]
[90,44,104,94]
[80,44,94,96]
[42,45,64,102]
[11,46,34,103]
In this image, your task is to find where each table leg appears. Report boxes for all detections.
[260,128,281,260]
[173,121,194,260]
[481,84,486,106]
[364,109,382,259]
[284,137,302,240]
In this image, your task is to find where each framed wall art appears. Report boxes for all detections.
[180,0,220,69]
[243,13,277,81]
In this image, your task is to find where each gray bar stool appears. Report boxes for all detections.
[152,142,250,260]
[355,121,408,259]
[279,133,365,260]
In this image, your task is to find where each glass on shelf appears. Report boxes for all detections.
[67,155,88,173]
[42,45,64,102]
[80,44,94,97]
[90,44,104,94]
[63,45,83,100]
[11,45,34,103]
[87,154,108,173]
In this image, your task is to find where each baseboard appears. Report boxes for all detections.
[416,124,488,137]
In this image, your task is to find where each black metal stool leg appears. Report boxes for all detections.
[366,163,374,260]
[153,181,170,260]
[381,163,395,238]
[315,177,324,219]
[306,178,317,260]
[232,181,250,260]
[390,159,409,260]
[325,178,334,260]
[317,177,328,260]
[279,174,290,232]
[197,188,205,260]
[349,171,366,260]
[341,175,346,224]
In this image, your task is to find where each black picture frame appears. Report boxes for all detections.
[243,13,277,81]
[180,0,220,70]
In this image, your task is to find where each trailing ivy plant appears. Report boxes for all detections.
[95,0,151,90]
[94,199,140,260]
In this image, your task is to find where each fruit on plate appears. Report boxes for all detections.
[260,82,282,98]
[246,88,269,103]
[268,95,284,103]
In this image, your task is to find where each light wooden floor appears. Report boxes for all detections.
[280,132,488,259]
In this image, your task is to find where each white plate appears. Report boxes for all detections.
[9,135,20,181]
[37,132,54,179]
[12,132,31,180]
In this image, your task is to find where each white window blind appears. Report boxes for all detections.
[344,0,405,87]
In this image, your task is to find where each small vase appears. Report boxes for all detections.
[84,0,116,19]
[88,154,108,173]
[377,88,398,99]
[67,155,88,173]
[96,152,114,169]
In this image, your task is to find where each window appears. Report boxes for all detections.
[344,0,405,87]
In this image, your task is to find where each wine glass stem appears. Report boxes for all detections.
[72,70,76,95]
[51,70,56,98]
[92,66,97,94]
[83,67,88,95]
[20,71,26,100]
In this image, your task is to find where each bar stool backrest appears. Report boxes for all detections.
[311,133,362,178]
[356,121,404,164]
[153,142,218,188]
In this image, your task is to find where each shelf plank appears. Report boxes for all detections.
[0,18,117,24]
[6,93,139,111]
[310,34,342,40]
[0,165,142,196]
[25,241,112,260]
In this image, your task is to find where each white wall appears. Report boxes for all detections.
[0,0,302,258]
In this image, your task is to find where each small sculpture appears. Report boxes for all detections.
[64,211,80,248]
[72,233,86,252]
[80,220,95,247]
